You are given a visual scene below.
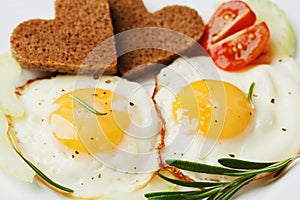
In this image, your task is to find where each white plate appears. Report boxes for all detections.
[0,0,300,199]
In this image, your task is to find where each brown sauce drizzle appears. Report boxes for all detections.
[151,74,196,182]
[151,75,166,168]
[164,166,195,182]
[15,75,55,96]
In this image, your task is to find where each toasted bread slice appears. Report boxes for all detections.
[109,0,205,77]
[10,0,117,75]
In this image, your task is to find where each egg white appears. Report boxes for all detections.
[155,56,300,168]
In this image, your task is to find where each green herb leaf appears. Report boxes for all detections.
[145,187,221,200]
[224,158,293,177]
[145,190,205,199]
[156,172,228,188]
[15,149,74,193]
[218,158,276,170]
[214,175,256,200]
[184,187,223,199]
[207,189,222,200]
[248,82,255,107]
[69,94,107,115]
[166,159,244,175]
[273,165,288,178]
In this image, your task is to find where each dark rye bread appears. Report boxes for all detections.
[10,0,117,75]
[108,0,205,77]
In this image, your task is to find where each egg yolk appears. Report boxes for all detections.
[173,80,253,139]
[50,88,130,152]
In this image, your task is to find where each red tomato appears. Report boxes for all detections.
[200,1,256,49]
[208,22,270,71]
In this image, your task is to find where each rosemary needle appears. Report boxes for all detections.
[69,94,107,115]
[15,148,74,193]
[248,82,255,107]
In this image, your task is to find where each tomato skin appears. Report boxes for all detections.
[208,22,270,71]
[200,1,256,49]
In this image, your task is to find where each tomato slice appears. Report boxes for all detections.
[200,1,256,49]
[208,22,270,71]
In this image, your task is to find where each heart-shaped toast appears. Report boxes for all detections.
[108,0,205,77]
[10,0,117,75]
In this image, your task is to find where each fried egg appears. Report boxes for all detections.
[155,56,300,169]
[9,74,163,198]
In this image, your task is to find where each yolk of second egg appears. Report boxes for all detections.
[50,88,130,152]
[173,80,253,140]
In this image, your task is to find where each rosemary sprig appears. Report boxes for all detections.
[14,149,74,193]
[69,94,107,115]
[145,156,298,200]
[247,82,255,107]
